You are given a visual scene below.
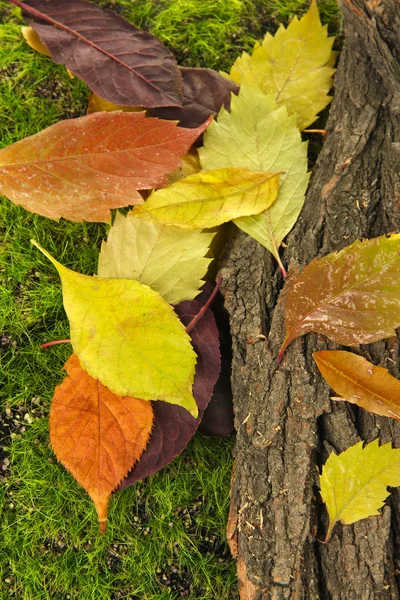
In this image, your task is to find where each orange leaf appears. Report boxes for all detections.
[50,354,154,532]
[0,111,209,222]
[314,350,400,421]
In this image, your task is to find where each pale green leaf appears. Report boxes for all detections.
[133,167,280,229]
[224,0,335,130]
[320,440,400,541]
[31,240,197,417]
[98,211,215,304]
[199,84,310,261]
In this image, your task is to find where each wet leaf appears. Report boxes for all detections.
[31,240,198,416]
[151,67,239,129]
[18,0,182,107]
[87,92,144,114]
[200,84,310,261]
[50,354,154,532]
[224,0,335,130]
[279,234,400,359]
[0,112,207,222]
[320,440,400,541]
[133,168,281,229]
[314,350,400,421]
[98,212,215,305]
[119,298,220,488]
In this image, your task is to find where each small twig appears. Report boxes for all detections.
[186,278,222,333]
[41,339,71,350]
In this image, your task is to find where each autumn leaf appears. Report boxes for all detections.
[13,0,182,108]
[87,92,144,115]
[314,350,400,421]
[0,112,208,222]
[166,149,201,186]
[279,234,400,359]
[21,25,50,56]
[224,0,335,130]
[98,212,215,305]
[31,240,198,417]
[151,67,239,129]
[50,354,154,532]
[119,298,220,489]
[133,168,281,229]
[200,84,310,264]
[320,440,400,541]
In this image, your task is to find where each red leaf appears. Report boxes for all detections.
[13,0,182,108]
[50,354,154,532]
[151,67,239,129]
[0,112,209,222]
[119,299,221,489]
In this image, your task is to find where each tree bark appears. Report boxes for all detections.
[220,1,400,598]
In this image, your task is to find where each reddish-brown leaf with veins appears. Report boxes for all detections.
[50,354,154,532]
[0,112,209,222]
[12,0,182,108]
[279,234,400,359]
[314,350,400,421]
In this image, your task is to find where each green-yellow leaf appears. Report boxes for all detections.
[199,85,310,261]
[31,240,198,417]
[98,211,215,304]
[320,440,400,542]
[224,0,336,130]
[133,167,281,229]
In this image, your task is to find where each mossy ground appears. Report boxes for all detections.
[0,0,340,598]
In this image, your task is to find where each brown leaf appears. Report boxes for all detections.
[0,112,208,222]
[16,0,182,107]
[279,235,400,359]
[50,354,154,532]
[314,350,400,421]
[151,67,239,128]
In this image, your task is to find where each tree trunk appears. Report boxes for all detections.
[220,1,400,598]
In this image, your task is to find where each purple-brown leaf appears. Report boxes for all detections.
[151,67,239,129]
[13,0,182,107]
[0,112,208,222]
[118,299,220,489]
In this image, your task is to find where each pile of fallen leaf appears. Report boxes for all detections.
[2,0,400,543]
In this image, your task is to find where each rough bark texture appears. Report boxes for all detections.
[220,1,400,598]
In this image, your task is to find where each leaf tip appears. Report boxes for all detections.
[99,519,107,534]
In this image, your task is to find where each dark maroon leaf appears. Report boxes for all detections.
[151,67,239,128]
[197,283,234,438]
[12,0,182,108]
[118,299,220,489]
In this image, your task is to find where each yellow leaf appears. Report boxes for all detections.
[200,84,310,262]
[31,240,198,417]
[21,26,51,57]
[87,92,144,114]
[320,440,400,541]
[133,167,281,229]
[225,0,336,130]
[98,211,215,304]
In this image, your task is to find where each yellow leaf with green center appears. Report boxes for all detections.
[224,0,336,130]
[199,85,310,262]
[320,440,400,541]
[98,211,215,305]
[133,167,281,229]
[31,240,197,417]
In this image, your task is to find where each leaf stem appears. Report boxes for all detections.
[41,339,71,350]
[266,211,287,278]
[186,278,222,333]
